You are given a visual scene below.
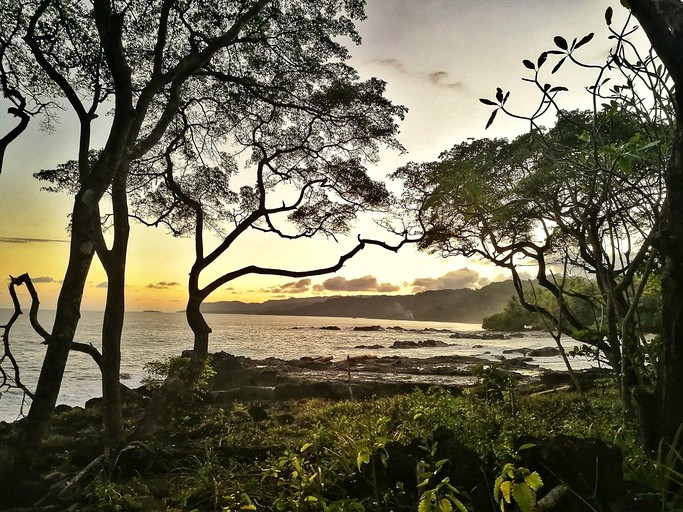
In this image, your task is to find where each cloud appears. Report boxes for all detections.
[96,282,108,288]
[373,59,465,90]
[427,71,464,90]
[31,276,58,283]
[0,236,69,244]
[262,278,311,294]
[314,275,400,293]
[411,268,490,293]
[146,281,181,290]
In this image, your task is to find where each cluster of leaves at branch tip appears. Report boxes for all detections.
[493,460,543,512]
[479,29,599,129]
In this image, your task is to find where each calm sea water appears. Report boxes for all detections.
[0,310,585,422]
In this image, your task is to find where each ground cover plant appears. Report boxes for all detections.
[4,367,678,512]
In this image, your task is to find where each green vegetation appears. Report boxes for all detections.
[49,384,672,511]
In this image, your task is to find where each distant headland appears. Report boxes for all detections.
[200,280,517,324]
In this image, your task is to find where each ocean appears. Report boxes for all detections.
[0,310,589,422]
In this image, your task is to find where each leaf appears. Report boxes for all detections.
[537,52,548,68]
[493,475,503,501]
[605,6,613,25]
[438,498,453,512]
[356,448,370,470]
[479,98,497,106]
[300,443,312,453]
[512,483,536,512]
[525,471,543,492]
[485,109,498,129]
[551,57,566,74]
[418,495,433,512]
[575,33,594,49]
[517,443,536,452]
[240,505,257,511]
[522,59,535,70]
[554,36,568,50]
[496,87,504,102]
[452,499,468,512]
[500,480,513,504]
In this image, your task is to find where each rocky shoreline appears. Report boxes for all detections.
[192,350,606,404]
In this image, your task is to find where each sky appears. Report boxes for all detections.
[0,0,628,312]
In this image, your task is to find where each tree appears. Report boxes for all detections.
[0,0,405,462]
[396,10,672,448]
[626,0,683,453]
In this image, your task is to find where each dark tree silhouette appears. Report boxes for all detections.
[0,0,405,463]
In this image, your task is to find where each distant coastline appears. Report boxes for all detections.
[200,280,517,324]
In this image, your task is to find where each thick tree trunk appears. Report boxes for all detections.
[18,197,98,459]
[654,121,683,453]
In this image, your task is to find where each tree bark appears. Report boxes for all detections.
[99,170,130,452]
[654,121,683,453]
[187,294,211,363]
[628,0,683,453]
[18,195,99,457]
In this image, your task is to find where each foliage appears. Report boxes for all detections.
[470,365,516,404]
[395,7,672,448]
[142,355,216,395]
[482,297,541,331]
[493,462,543,512]
[416,440,469,512]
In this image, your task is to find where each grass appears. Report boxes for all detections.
[19,380,678,511]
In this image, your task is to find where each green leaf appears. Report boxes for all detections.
[512,483,536,512]
[438,498,453,512]
[525,471,543,492]
[452,498,468,512]
[500,480,512,504]
[356,448,370,470]
[419,494,433,512]
[300,443,312,453]
[240,505,257,511]
[493,475,503,501]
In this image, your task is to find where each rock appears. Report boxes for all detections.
[120,373,131,379]
[247,404,269,422]
[320,326,341,330]
[389,339,449,349]
[353,325,384,332]
[115,441,159,477]
[275,414,295,425]
[503,347,561,357]
[450,331,510,340]
[366,427,490,509]
[517,435,623,511]
[354,344,385,349]
[528,347,561,357]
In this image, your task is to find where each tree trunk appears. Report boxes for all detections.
[99,173,130,452]
[654,121,683,453]
[187,294,211,362]
[18,196,99,460]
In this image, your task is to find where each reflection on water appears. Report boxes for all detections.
[0,310,591,422]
